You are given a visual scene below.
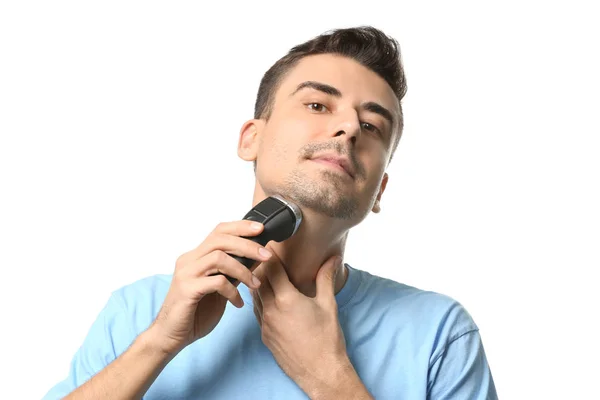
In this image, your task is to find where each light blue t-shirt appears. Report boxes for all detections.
[43,265,497,399]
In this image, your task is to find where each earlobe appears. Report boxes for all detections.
[372,200,381,213]
[372,173,389,213]
[237,119,262,162]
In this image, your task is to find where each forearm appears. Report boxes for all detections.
[300,358,374,400]
[64,327,174,400]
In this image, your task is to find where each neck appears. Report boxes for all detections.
[252,190,349,297]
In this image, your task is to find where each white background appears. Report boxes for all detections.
[1,1,598,399]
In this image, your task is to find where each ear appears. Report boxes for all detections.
[237,119,264,162]
[372,173,388,213]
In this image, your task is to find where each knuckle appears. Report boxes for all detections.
[175,253,189,269]
[276,293,293,308]
[212,250,227,265]
[172,268,184,281]
[215,221,238,234]
[216,274,229,289]
[199,235,215,252]
[262,308,273,322]
[173,266,189,284]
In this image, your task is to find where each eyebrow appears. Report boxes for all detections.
[290,80,395,126]
[291,81,342,97]
[362,102,395,126]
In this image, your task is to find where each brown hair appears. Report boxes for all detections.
[253,26,407,168]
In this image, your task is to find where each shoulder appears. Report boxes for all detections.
[112,273,172,302]
[350,268,479,345]
[107,273,173,334]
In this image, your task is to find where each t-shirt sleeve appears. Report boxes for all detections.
[41,291,135,399]
[427,302,498,400]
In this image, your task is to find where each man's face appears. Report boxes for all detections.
[244,54,400,223]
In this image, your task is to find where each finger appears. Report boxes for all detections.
[213,220,265,236]
[192,274,244,308]
[252,304,262,326]
[177,221,267,270]
[199,233,273,264]
[316,255,343,304]
[250,289,263,325]
[257,273,274,307]
[252,259,268,282]
[250,288,263,315]
[263,245,295,297]
[194,250,263,290]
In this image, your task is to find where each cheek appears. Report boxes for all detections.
[264,116,316,157]
[258,134,294,169]
[361,161,387,194]
[277,109,325,140]
[289,114,319,134]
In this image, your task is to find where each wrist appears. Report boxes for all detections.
[139,325,180,363]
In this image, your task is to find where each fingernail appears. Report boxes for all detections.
[252,275,261,287]
[259,247,272,259]
[251,222,262,231]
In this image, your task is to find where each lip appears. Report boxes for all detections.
[310,154,355,178]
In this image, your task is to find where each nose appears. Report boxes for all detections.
[330,109,361,145]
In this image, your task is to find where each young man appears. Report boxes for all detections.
[44,26,498,399]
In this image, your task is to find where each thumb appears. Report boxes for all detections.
[316,255,342,302]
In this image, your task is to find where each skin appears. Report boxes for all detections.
[238,53,402,397]
[62,53,402,400]
[238,53,400,297]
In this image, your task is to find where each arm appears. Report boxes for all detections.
[249,253,374,399]
[298,356,374,400]
[428,330,498,400]
[42,219,271,399]
[63,326,172,400]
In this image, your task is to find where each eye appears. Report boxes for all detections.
[361,122,382,136]
[306,103,328,113]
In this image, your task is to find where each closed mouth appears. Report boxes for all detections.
[310,156,355,179]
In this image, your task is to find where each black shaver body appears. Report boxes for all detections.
[221,195,302,284]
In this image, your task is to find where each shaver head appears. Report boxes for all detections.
[220,195,304,283]
[271,194,302,236]
[241,195,303,244]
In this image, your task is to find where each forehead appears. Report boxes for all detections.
[275,53,400,114]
